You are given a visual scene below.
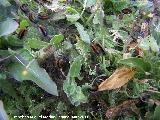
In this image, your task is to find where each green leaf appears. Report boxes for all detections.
[9,52,58,96]
[7,35,24,46]
[139,36,159,52]
[63,79,88,106]
[75,39,90,58]
[0,100,9,120]
[69,56,83,78]
[50,34,64,46]
[153,106,160,120]
[66,14,80,23]
[103,0,127,14]
[75,22,90,44]
[66,7,80,22]
[52,12,66,21]
[0,0,10,7]
[27,38,49,49]
[137,0,150,7]
[66,7,79,14]
[0,36,23,49]
[93,9,104,25]
[152,17,160,45]
[118,58,151,72]
[83,0,96,10]
[0,18,19,36]
[19,20,29,29]
[85,0,96,8]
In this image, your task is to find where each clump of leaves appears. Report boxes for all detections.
[1,0,160,119]
[63,56,88,106]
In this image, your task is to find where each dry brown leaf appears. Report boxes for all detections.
[98,67,135,91]
[105,99,139,118]
[123,41,144,59]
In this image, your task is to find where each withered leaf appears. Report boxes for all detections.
[98,67,135,91]
[106,99,139,118]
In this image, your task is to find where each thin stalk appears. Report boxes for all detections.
[86,12,96,26]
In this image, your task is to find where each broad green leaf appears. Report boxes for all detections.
[19,20,29,29]
[50,34,64,46]
[103,0,127,14]
[52,12,66,21]
[27,38,49,49]
[152,30,160,45]
[151,17,160,45]
[7,35,23,46]
[69,56,83,78]
[0,18,19,36]
[66,7,78,14]
[93,9,104,25]
[139,36,159,52]
[85,0,96,8]
[9,60,58,96]
[9,52,58,96]
[150,37,159,52]
[83,0,96,9]
[75,39,90,58]
[63,79,88,106]
[0,0,10,7]
[118,58,151,72]
[66,14,80,23]
[0,36,23,49]
[75,22,90,44]
[153,106,160,120]
[137,0,151,8]
[0,101,9,120]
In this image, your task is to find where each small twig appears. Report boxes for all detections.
[0,55,13,63]
[146,89,160,94]
[91,74,107,85]
[86,12,96,26]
